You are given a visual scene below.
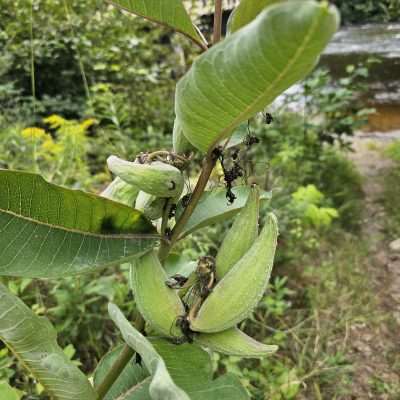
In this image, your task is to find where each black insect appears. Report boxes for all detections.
[135,353,142,365]
[165,274,189,289]
[219,151,243,204]
[244,120,260,148]
[181,193,191,208]
[231,148,240,161]
[265,112,274,124]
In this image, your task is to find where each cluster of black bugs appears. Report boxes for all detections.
[244,112,273,147]
[219,150,244,204]
[265,112,273,124]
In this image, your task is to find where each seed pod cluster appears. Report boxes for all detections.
[190,212,279,333]
[130,188,279,358]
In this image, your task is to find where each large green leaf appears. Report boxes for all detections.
[107,0,207,50]
[151,339,249,400]
[175,1,339,152]
[0,283,97,400]
[227,0,284,34]
[175,186,271,237]
[0,170,158,278]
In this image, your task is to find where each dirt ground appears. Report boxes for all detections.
[346,131,400,399]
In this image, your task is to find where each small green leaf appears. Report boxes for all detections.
[107,0,207,50]
[0,170,158,278]
[175,1,339,152]
[108,303,190,400]
[175,186,271,237]
[0,283,97,400]
[227,0,285,34]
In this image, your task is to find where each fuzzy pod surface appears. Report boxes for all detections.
[190,213,279,333]
[131,251,186,338]
[108,156,184,198]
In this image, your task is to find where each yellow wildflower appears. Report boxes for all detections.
[21,127,47,140]
[80,118,97,130]
[41,138,64,155]
[43,114,66,129]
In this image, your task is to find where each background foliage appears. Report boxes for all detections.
[1,0,398,399]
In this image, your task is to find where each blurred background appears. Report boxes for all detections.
[0,1,399,398]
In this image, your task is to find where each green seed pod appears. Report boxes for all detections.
[190,213,279,333]
[100,177,139,207]
[135,191,165,221]
[131,251,186,338]
[107,155,184,198]
[195,327,278,358]
[215,185,260,280]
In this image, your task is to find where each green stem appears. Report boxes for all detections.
[95,345,135,399]
[158,151,218,261]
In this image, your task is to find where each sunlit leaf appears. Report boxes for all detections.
[227,0,285,34]
[107,0,207,50]
[175,1,339,152]
[0,170,158,278]
[0,283,97,400]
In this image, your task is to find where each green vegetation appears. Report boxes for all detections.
[332,0,400,24]
[384,141,400,238]
[0,0,398,399]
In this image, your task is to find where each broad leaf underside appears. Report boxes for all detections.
[0,283,97,400]
[0,170,158,277]
[175,1,339,152]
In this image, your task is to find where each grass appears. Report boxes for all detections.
[383,166,400,239]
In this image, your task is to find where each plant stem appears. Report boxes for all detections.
[213,0,223,45]
[158,151,218,261]
[96,345,135,399]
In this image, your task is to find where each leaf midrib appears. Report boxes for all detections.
[208,5,326,152]
[0,208,160,240]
